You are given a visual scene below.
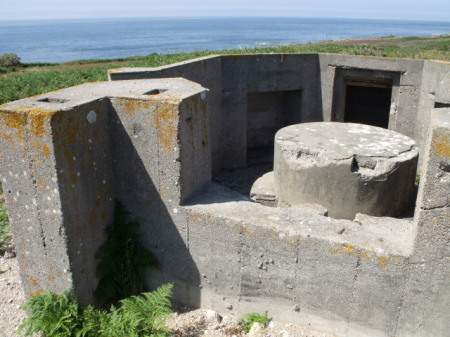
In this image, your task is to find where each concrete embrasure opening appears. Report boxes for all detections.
[344,85,392,128]
[247,90,302,166]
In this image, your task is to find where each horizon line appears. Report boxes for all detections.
[2,15,450,24]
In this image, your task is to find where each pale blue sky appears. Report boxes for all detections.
[1,0,449,22]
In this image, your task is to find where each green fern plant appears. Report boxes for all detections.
[19,284,173,337]
[18,289,82,337]
[94,201,160,305]
[103,283,173,337]
[238,311,271,332]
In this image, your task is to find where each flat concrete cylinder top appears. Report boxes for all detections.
[274,122,419,219]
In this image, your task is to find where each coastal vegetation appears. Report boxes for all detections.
[0,34,449,105]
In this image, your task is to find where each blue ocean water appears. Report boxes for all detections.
[0,17,449,63]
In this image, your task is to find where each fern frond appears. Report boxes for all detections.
[94,201,160,305]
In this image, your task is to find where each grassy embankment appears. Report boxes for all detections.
[0,34,449,105]
[0,34,449,248]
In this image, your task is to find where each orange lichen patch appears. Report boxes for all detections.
[236,222,255,237]
[378,256,389,269]
[28,290,44,297]
[160,187,171,197]
[0,111,27,141]
[189,213,202,223]
[329,243,371,259]
[56,272,62,278]
[42,145,51,157]
[120,98,151,115]
[153,102,179,153]
[82,152,91,167]
[433,132,450,158]
[46,274,55,280]
[88,211,98,224]
[0,111,27,129]
[63,149,76,166]
[30,278,40,287]
[28,109,57,137]
[0,130,13,142]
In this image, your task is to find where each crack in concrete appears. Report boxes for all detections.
[346,256,361,336]
[420,205,449,211]
[25,120,48,257]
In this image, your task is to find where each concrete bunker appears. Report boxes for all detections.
[1,54,449,337]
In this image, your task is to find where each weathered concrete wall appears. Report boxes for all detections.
[109,56,224,172]
[395,109,450,336]
[0,55,449,337]
[110,54,322,171]
[0,78,208,305]
[318,54,426,148]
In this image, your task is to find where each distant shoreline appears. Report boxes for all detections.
[1,17,449,63]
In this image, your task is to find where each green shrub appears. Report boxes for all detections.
[102,283,173,337]
[19,289,82,337]
[0,53,21,67]
[94,201,160,305]
[238,311,271,332]
[19,284,173,337]
[0,194,11,250]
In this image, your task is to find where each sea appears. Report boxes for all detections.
[0,17,449,63]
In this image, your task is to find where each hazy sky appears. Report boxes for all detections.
[1,0,450,22]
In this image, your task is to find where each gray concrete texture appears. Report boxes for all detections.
[0,54,449,337]
[273,122,418,219]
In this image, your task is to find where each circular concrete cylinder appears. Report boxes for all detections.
[274,122,419,219]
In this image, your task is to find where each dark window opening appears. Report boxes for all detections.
[344,85,392,129]
[247,90,302,166]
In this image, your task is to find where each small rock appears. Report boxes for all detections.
[204,309,222,324]
[293,304,301,312]
[248,322,265,336]
[226,304,233,310]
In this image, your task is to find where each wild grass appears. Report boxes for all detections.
[0,35,448,105]
[0,192,11,250]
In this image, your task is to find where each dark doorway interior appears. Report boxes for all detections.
[247,90,302,165]
[344,85,392,128]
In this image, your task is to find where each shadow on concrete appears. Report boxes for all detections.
[109,106,201,307]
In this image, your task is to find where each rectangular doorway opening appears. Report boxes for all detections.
[343,80,392,129]
[247,90,302,166]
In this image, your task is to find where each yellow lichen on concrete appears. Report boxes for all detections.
[433,131,450,159]
[42,145,51,157]
[28,109,57,137]
[120,98,151,115]
[235,222,256,237]
[153,102,179,154]
[329,243,371,260]
[378,256,389,269]
[0,110,27,142]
